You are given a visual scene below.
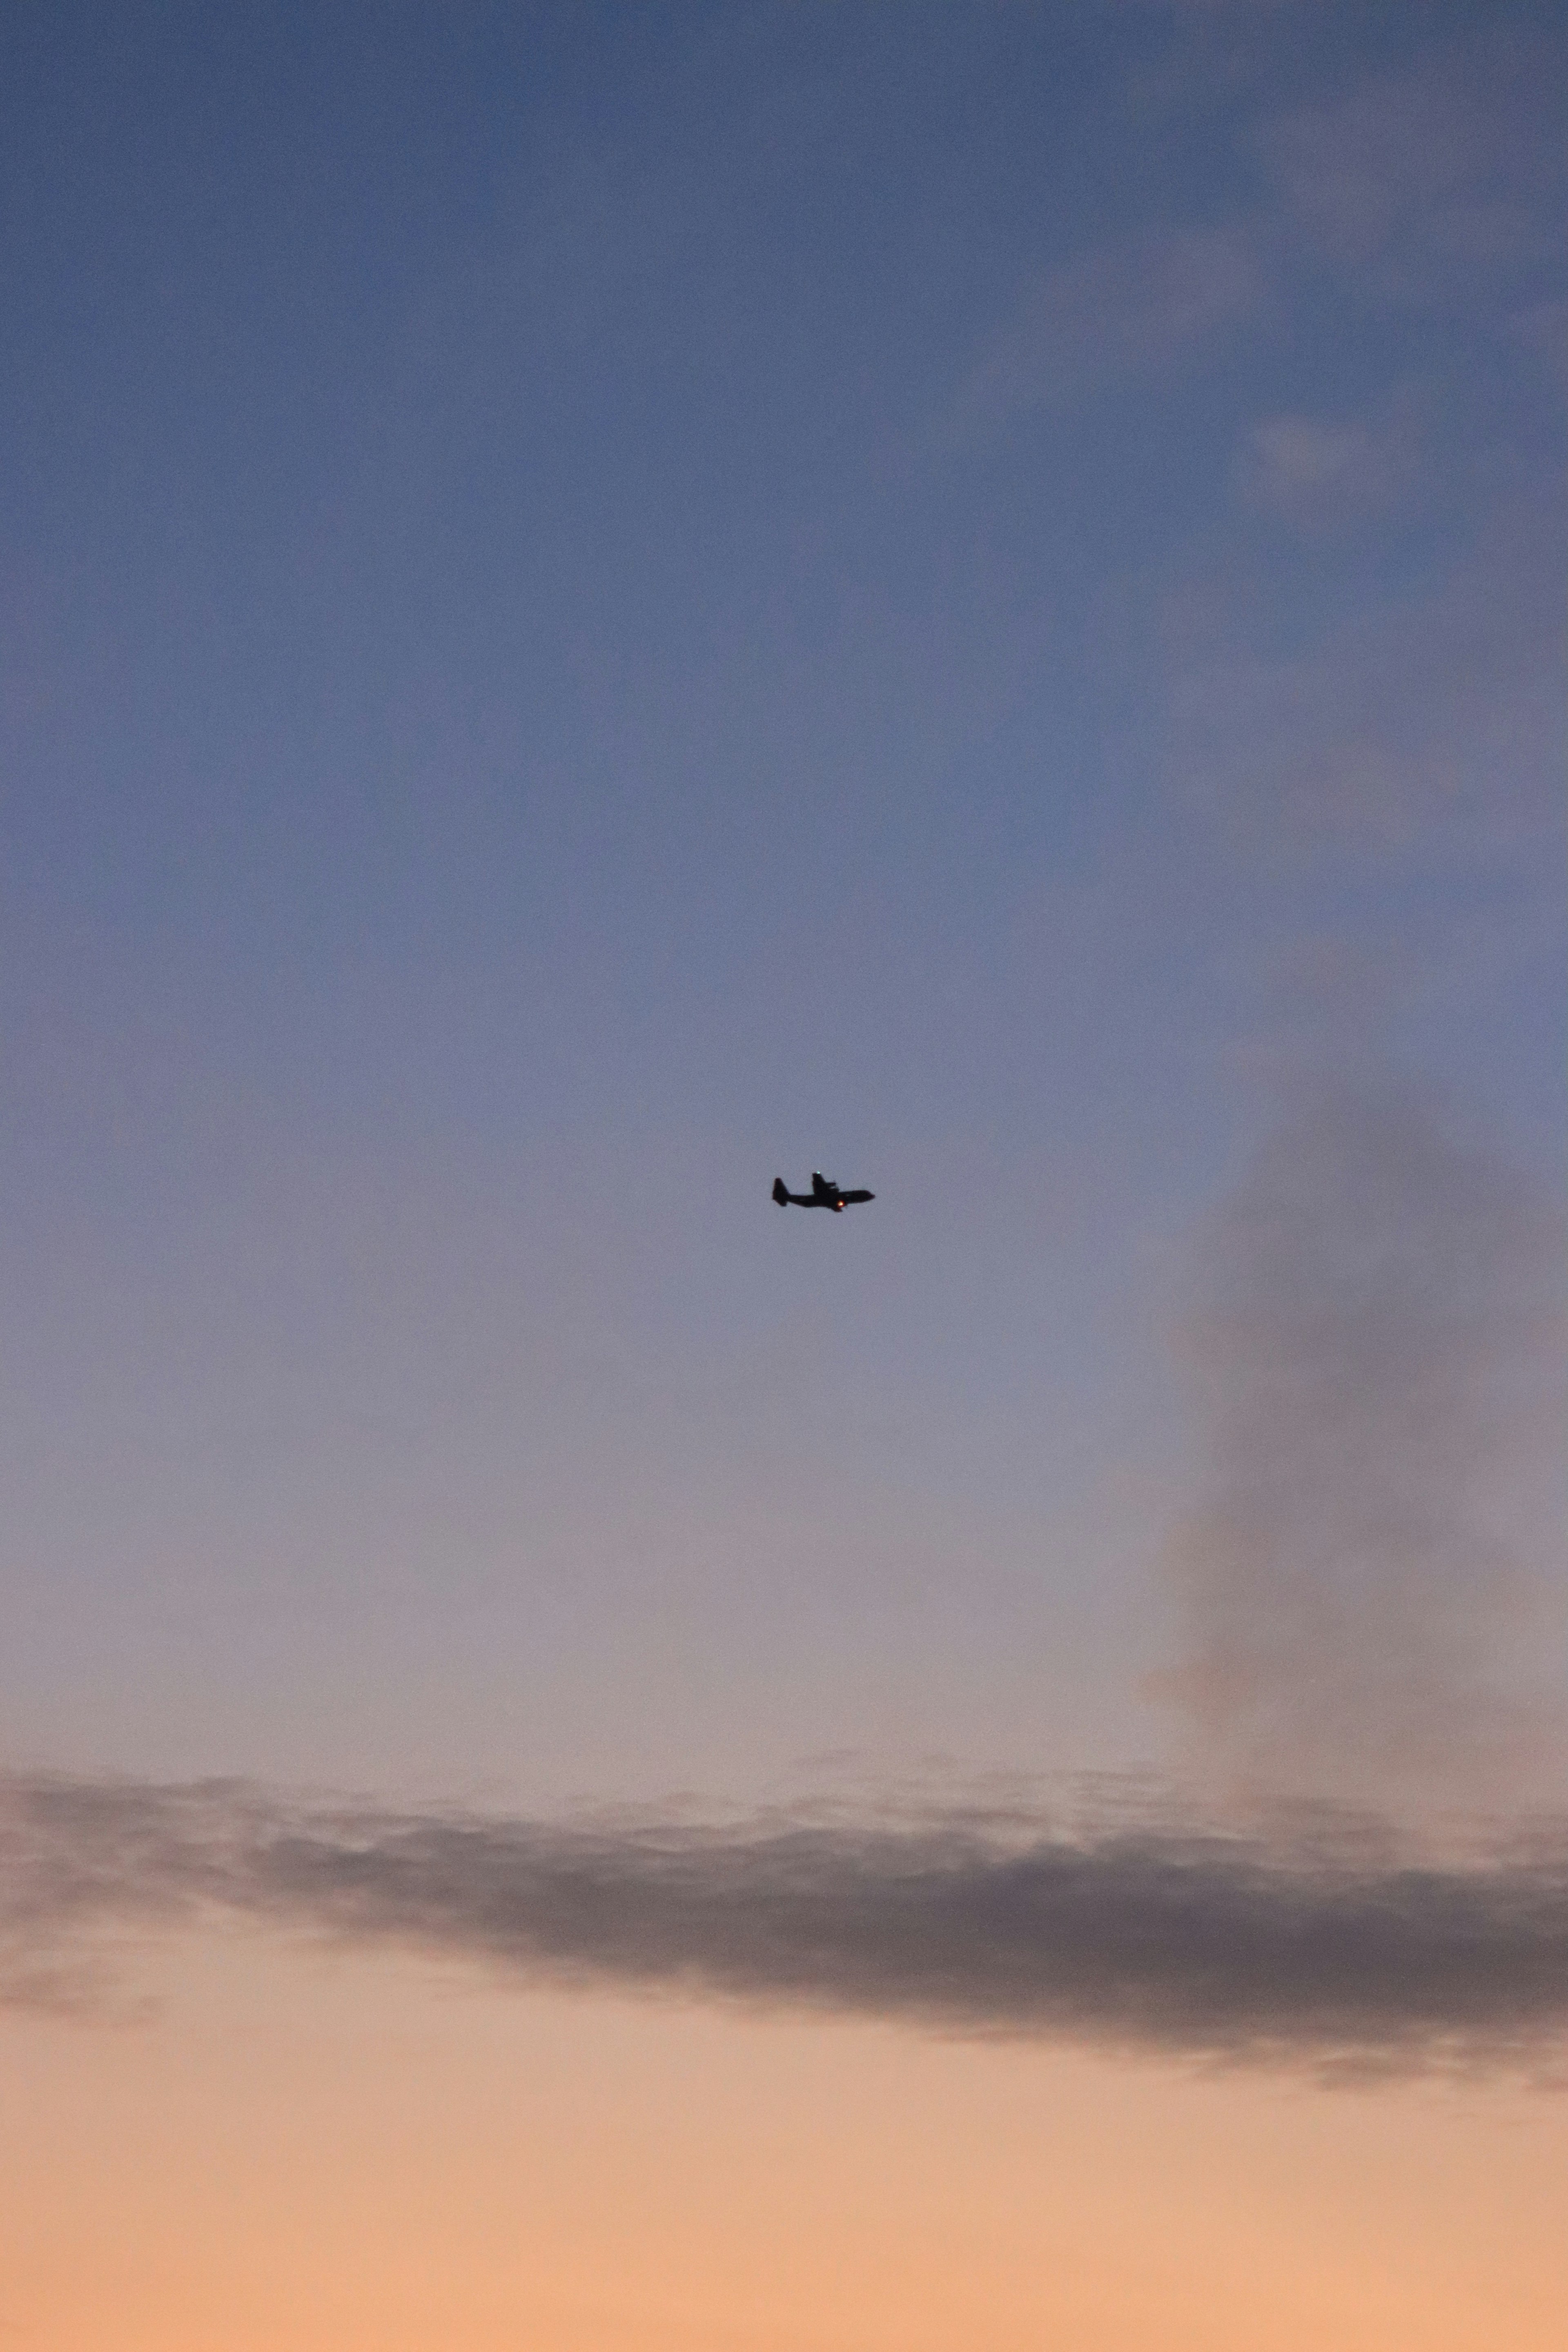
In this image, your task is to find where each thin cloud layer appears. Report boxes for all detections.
[4,1771,1568,2079]
[953,226,1261,432]
[1165,492,1565,849]
[1257,22,1567,294]
[1232,396,1421,538]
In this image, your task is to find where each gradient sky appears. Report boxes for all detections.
[2,4,1566,2345]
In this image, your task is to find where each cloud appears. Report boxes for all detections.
[944,26,1564,446]
[2,1089,1562,2082]
[1510,295,1568,396]
[1164,492,1566,848]
[1153,1083,1568,1813]
[1256,24,1567,297]
[3,1771,1568,2080]
[1232,394,1421,537]
[952,226,1262,432]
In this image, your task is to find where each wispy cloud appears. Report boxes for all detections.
[1153,1082,1568,1812]
[1510,294,1568,396]
[1232,392,1421,538]
[4,1771,1568,2080]
[1256,23,1567,297]
[1164,492,1565,849]
[951,225,1262,434]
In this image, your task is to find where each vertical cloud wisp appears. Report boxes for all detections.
[1155,1085,1566,1815]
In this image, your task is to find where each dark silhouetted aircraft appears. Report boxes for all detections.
[772,1172,875,1212]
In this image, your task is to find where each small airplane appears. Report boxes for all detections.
[772,1171,875,1212]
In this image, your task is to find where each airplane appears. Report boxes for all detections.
[772,1171,875,1212]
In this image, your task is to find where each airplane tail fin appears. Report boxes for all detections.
[771,1178,789,1206]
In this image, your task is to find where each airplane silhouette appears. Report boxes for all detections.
[772,1172,875,1212]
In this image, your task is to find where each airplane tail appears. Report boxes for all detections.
[771,1178,789,1205]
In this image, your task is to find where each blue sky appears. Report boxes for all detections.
[2,1,1562,1815]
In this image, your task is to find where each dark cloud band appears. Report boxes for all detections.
[4,1773,1567,2076]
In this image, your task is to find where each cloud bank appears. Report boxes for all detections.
[4,1771,1568,2080]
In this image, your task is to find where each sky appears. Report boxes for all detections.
[1,3,1565,2345]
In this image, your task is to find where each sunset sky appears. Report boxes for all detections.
[2,5,1565,2346]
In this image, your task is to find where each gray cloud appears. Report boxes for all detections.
[3,1771,1568,2080]
[1154,1084,1568,1813]
[2,1100,1561,2081]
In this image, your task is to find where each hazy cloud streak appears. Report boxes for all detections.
[1232,395,1421,538]
[1155,1085,1567,1809]
[1165,494,1566,848]
[952,225,1262,432]
[1256,20,1566,294]
[4,1771,1568,2079]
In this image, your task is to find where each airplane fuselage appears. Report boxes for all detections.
[772,1173,875,1212]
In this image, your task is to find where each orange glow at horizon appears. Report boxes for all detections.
[4,1937,1564,2351]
